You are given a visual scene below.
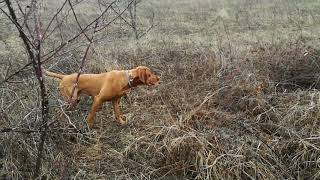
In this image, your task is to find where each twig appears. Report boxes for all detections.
[42,0,68,39]
[0,0,133,85]
[41,0,118,60]
[109,4,135,29]
[0,6,35,48]
[95,0,135,33]
[0,61,32,85]
[184,86,229,122]
[67,0,91,42]
[0,127,40,133]
[58,99,77,129]
[29,0,50,178]
[69,21,98,104]
[137,13,154,39]
[2,0,49,178]
[14,0,34,39]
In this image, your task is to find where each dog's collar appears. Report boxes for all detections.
[125,71,133,88]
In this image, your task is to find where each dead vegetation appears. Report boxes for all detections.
[94,40,320,179]
[3,39,320,179]
[1,0,320,179]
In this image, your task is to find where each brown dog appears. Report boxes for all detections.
[45,66,160,128]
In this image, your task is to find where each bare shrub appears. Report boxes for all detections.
[1,0,320,179]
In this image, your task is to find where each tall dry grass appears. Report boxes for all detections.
[1,0,320,179]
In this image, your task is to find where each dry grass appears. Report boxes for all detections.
[1,0,320,179]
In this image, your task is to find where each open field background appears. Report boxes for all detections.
[1,0,320,179]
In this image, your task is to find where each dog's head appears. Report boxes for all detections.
[133,66,160,86]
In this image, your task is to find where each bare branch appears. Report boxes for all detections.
[137,11,155,39]
[41,0,118,61]
[41,0,133,61]
[3,0,49,178]
[42,0,68,39]
[110,5,135,28]
[30,1,50,178]
[69,22,99,104]
[0,127,40,133]
[67,0,91,42]
[14,0,34,39]
[0,61,33,85]
[95,0,135,32]
[0,6,35,48]
[0,0,134,86]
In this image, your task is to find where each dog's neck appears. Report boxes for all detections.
[125,71,134,88]
[124,70,144,89]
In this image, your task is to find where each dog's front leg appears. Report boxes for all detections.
[86,95,103,128]
[112,98,126,125]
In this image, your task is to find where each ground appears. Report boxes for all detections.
[0,0,320,179]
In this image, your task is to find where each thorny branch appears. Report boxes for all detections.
[0,6,35,48]
[0,0,135,86]
[69,22,98,106]
[67,0,91,42]
[3,0,48,178]
[14,0,34,39]
[42,0,68,39]
[0,1,146,178]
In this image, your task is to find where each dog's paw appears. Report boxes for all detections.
[119,119,127,126]
[87,123,99,130]
[118,116,127,126]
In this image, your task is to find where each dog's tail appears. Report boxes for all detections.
[45,70,65,79]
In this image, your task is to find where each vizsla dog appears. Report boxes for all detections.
[45,66,160,128]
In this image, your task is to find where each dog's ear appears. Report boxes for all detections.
[138,68,148,84]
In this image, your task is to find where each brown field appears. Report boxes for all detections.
[1,0,320,179]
